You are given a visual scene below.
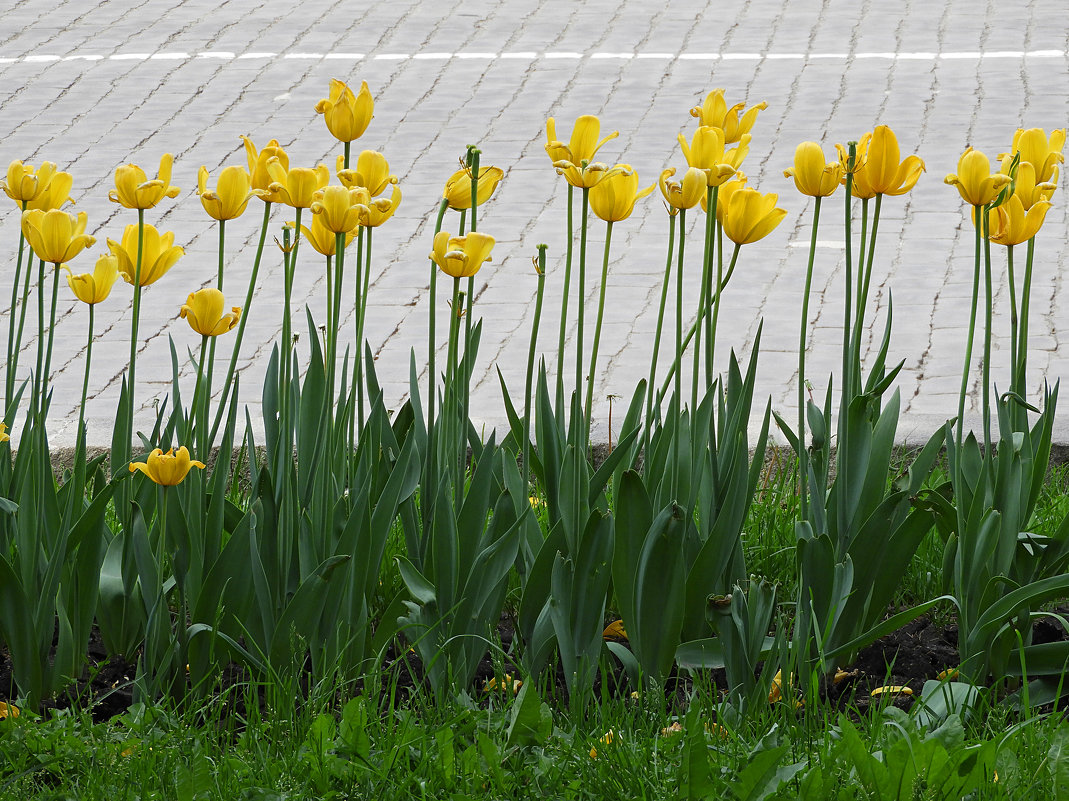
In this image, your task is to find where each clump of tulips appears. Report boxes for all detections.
[0,74,1065,720]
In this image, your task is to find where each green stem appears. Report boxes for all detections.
[358,227,372,430]
[556,186,574,406]
[343,141,351,171]
[675,209,686,413]
[853,194,883,376]
[128,210,145,446]
[798,197,823,523]
[9,241,35,414]
[6,202,27,403]
[32,258,45,421]
[425,200,449,533]
[77,304,94,455]
[40,263,60,422]
[693,187,714,411]
[1017,237,1036,396]
[705,187,721,386]
[576,187,590,443]
[209,201,271,446]
[1006,244,1018,399]
[447,277,463,498]
[839,145,856,544]
[191,335,208,456]
[523,246,548,495]
[585,220,613,438]
[981,207,992,452]
[644,213,676,473]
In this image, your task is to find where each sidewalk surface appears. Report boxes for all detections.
[1,0,1066,452]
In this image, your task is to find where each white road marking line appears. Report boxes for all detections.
[789,240,846,249]
[4,49,1066,65]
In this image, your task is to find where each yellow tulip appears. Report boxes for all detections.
[129,446,205,486]
[545,115,618,167]
[266,159,330,208]
[311,185,365,233]
[689,89,767,144]
[0,699,17,717]
[443,166,504,210]
[337,150,397,197]
[66,253,120,305]
[658,167,706,214]
[26,169,73,211]
[839,126,925,198]
[314,79,374,143]
[678,127,748,187]
[108,154,181,209]
[784,142,843,197]
[198,165,261,220]
[359,184,402,228]
[1000,159,1057,210]
[976,194,1052,246]
[430,230,495,278]
[107,223,184,286]
[242,136,289,195]
[0,423,9,444]
[180,288,241,336]
[720,188,788,245]
[589,164,655,222]
[703,172,748,222]
[3,160,57,204]
[1001,127,1065,183]
[945,148,1012,206]
[550,160,611,189]
[21,209,95,265]
[299,213,357,257]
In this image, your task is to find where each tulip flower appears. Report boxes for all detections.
[359,184,402,228]
[21,209,95,265]
[705,172,748,223]
[3,160,57,204]
[839,126,925,198]
[678,127,748,187]
[311,184,366,233]
[26,169,73,211]
[590,164,654,222]
[337,150,397,197]
[1001,127,1065,183]
[0,423,8,443]
[544,115,618,167]
[689,88,767,144]
[266,159,330,208]
[108,223,184,286]
[552,159,629,189]
[109,154,181,209]
[315,79,374,143]
[430,230,495,278]
[443,166,504,210]
[198,165,260,220]
[720,188,788,245]
[978,194,1052,246]
[784,142,844,197]
[1000,159,1057,210]
[129,446,205,486]
[659,166,706,214]
[242,135,289,195]
[299,212,357,257]
[180,288,241,336]
[944,148,1012,207]
[66,253,120,305]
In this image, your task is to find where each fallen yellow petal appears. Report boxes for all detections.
[870,685,913,698]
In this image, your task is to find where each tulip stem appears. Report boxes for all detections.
[853,194,882,378]
[209,201,271,449]
[704,187,720,388]
[77,304,94,459]
[447,277,463,498]
[644,213,675,476]
[5,203,27,406]
[329,233,343,428]
[585,221,613,439]
[675,208,686,416]
[556,186,575,408]
[40,263,61,424]
[576,187,590,446]
[425,199,449,534]
[523,246,548,495]
[798,196,822,523]
[32,258,46,423]
[358,227,372,430]
[343,141,351,172]
[9,241,35,417]
[1017,237,1036,399]
[842,144,855,402]
[190,335,208,457]
[1006,244,1018,400]
[125,209,146,467]
[202,219,226,449]
[707,207,727,395]
[981,206,993,452]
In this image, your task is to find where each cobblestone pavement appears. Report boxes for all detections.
[1,0,1067,451]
